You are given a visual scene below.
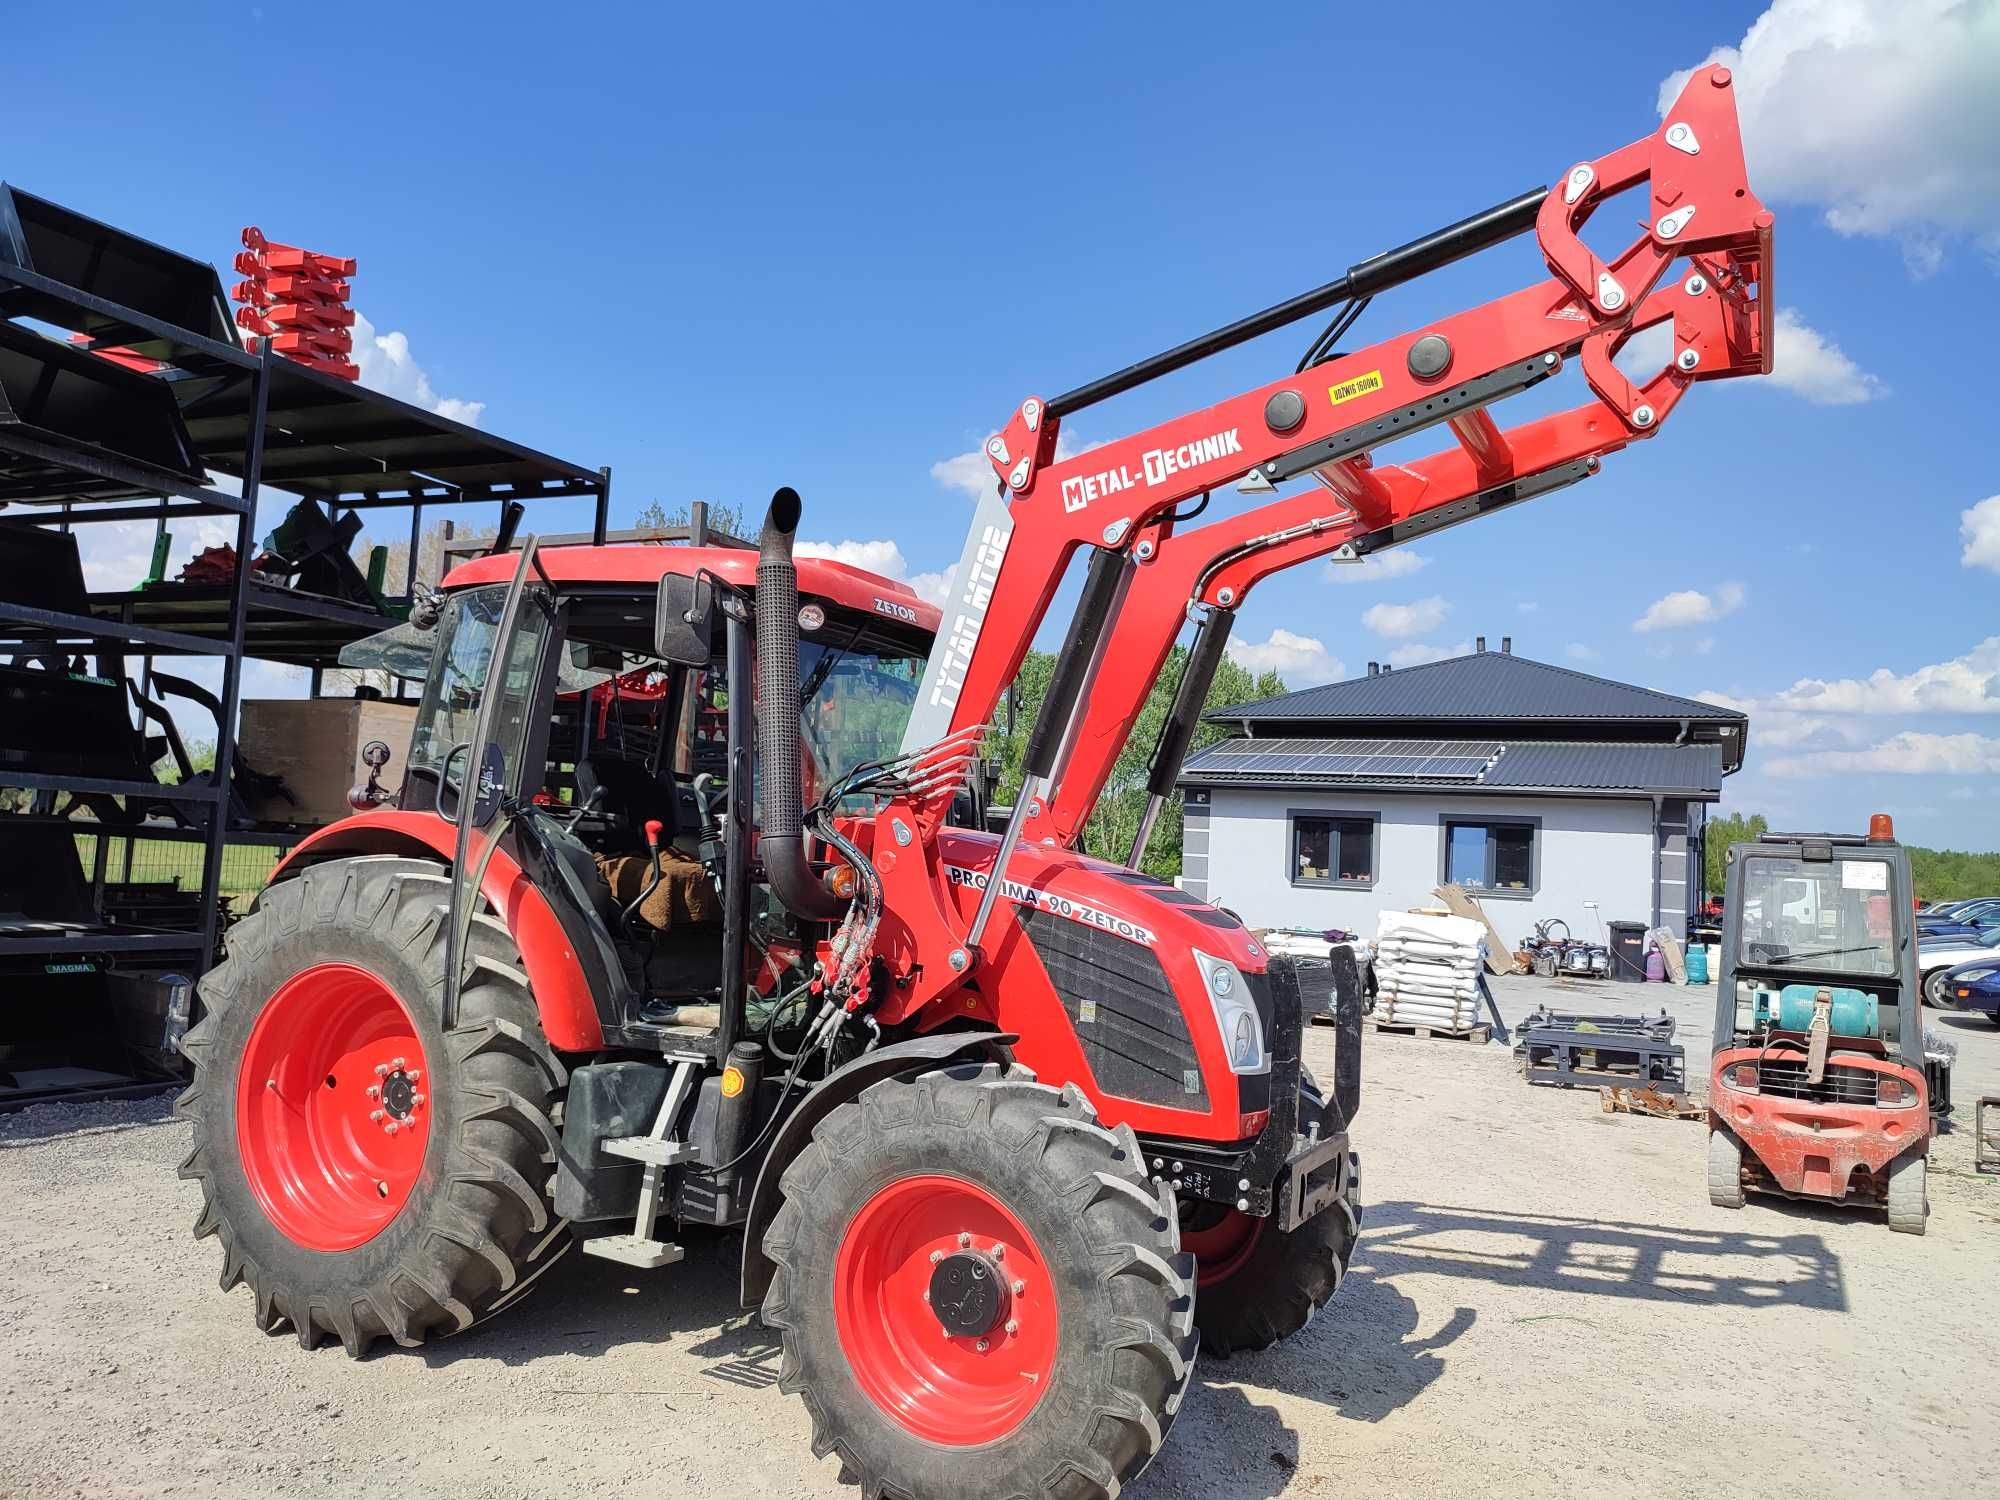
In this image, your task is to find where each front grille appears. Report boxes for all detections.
[1018,908,1205,1108]
[1757,1058,1877,1106]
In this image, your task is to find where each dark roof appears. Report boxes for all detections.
[1180,737,1724,799]
[1211,650,1744,726]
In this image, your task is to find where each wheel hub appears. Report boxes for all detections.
[236,963,432,1252]
[928,1250,1007,1338]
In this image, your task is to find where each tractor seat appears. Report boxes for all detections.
[576,752,679,848]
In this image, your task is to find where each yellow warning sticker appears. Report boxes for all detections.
[1327,369,1385,407]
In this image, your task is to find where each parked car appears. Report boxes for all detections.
[1940,958,2000,1024]
[1915,898,2000,939]
[1918,926,2000,1007]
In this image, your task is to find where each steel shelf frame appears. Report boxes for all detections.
[1,182,610,989]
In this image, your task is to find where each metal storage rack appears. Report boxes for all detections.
[0,182,608,1104]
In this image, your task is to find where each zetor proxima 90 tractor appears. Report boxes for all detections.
[180,70,1771,1496]
[1708,817,1932,1234]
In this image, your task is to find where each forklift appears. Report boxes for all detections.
[1708,815,1931,1233]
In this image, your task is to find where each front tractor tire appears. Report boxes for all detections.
[177,856,570,1355]
[761,1062,1198,1500]
[1180,1085,1360,1357]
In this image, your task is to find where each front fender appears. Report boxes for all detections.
[739,1030,1015,1309]
[269,811,605,1052]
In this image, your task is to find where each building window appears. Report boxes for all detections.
[1443,819,1536,895]
[1291,812,1377,888]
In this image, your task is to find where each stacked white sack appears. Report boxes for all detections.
[1374,911,1486,1031]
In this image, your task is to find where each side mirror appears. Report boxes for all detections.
[655,574,716,666]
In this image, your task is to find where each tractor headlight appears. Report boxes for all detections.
[1193,950,1268,1075]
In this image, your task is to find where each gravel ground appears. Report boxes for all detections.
[3,973,1996,1499]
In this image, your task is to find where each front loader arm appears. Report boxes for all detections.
[892,62,1769,970]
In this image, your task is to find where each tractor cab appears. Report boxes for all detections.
[1708,814,1931,1233]
[344,537,941,1058]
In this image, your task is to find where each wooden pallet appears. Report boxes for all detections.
[1367,1018,1491,1044]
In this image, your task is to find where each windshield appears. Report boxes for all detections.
[407,584,551,810]
[1736,853,1901,977]
[798,633,925,800]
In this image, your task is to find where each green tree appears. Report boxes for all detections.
[633,499,748,541]
[1703,810,1768,895]
[990,647,1287,879]
[1704,810,2000,904]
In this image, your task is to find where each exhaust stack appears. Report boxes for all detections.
[755,488,849,921]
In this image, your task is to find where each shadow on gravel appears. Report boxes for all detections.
[1359,1200,1846,1313]
[0,1090,177,1147]
[418,1226,745,1368]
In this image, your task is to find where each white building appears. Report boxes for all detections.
[1177,643,1746,944]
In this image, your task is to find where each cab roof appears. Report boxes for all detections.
[441,544,942,634]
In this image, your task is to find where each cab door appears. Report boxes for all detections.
[439,539,557,1026]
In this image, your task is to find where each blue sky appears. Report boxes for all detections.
[12,2,1999,848]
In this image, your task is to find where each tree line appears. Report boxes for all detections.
[1703,810,2000,903]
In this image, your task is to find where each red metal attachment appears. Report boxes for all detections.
[833,1174,1059,1445]
[234,962,431,1251]
[231,226,361,381]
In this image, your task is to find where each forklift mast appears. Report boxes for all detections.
[902,63,1771,877]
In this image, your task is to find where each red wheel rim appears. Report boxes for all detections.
[1182,1206,1264,1288]
[834,1175,1059,1445]
[236,963,431,1252]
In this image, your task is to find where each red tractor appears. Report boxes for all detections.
[179,69,1771,1496]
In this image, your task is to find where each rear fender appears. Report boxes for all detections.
[268,811,604,1052]
[739,1030,1015,1309]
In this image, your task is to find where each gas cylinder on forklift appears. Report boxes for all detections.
[1708,814,1933,1233]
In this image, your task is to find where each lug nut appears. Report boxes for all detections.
[374,1063,389,1078]
[958,1232,972,1249]
[1012,1279,1026,1296]
[392,1057,406,1070]
[411,1093,426,1109]
[930,1250,945,1264]
[405,1069,421,1084]
[1004,1319,1019,1337]
[975,1339,990,1352]
[369,1110,385,1123]
[990,1243,1005,1261]
[384,1121,399,1135]
[365,1085,381,1101]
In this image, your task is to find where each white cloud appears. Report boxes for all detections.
[1386,639,1472,668]
[1517,601,1539,614]
[1615,308,1885,405]
[1696,689,1863,751]
[1766,309,1887,405]
[1961,495,2000,573]
[1564,642,1601,662]
[1767,731,2000,779]
[931,428,1097,501]
[1762,637,2000,714]
[1227,628,1344,686]
[1361,595,1450,639]
[797,537,953,607]
[351,311,484,426]
[1633,581,1745,632]
[1660,0,2000,271]
[1323,548,1428,585]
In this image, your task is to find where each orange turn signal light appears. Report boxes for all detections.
[829,864,858,899]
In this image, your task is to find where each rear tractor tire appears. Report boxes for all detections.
[1180,1085,1359,1357]
[1886,1149,1928,1236]
[177,856,571,1355]
[761,1062,1198,1500]
[1707,1127,1746,1209]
